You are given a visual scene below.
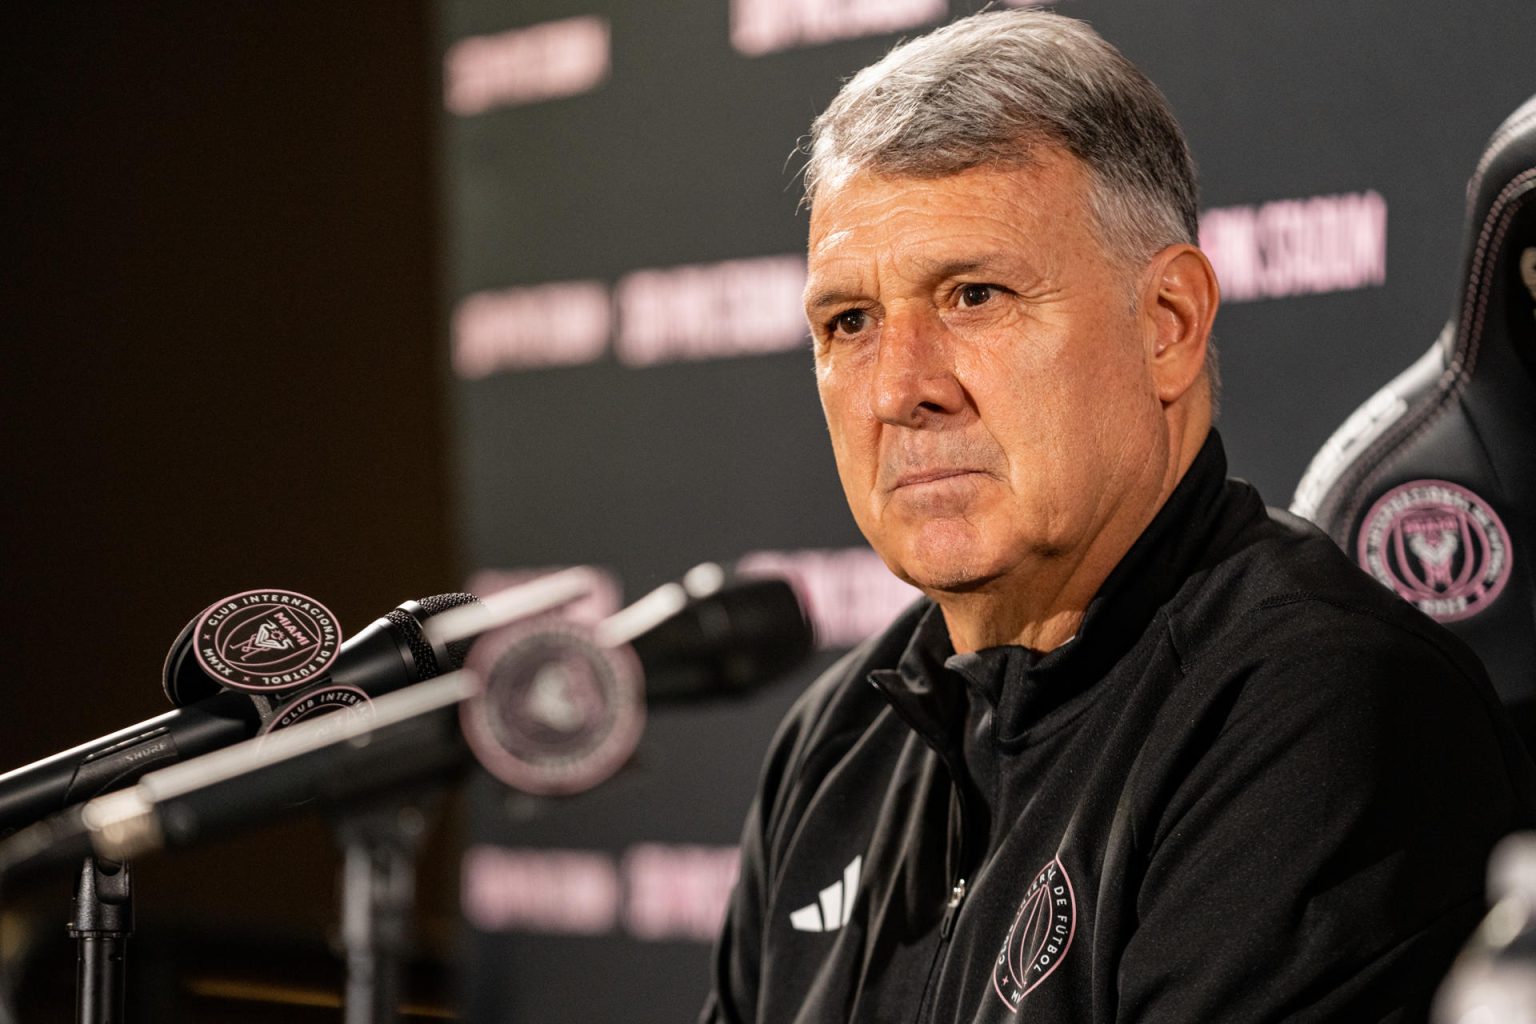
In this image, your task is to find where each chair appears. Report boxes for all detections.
[1291,94,1536,741]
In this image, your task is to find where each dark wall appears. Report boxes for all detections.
[1,3,453,1016]
[436,2,1536,1022]
[7,1,1536,1020]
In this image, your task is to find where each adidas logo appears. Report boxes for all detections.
[788,855,861,932]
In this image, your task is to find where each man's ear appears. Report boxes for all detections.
[1140,244,1219,404]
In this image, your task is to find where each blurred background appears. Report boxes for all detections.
[3,0,1535,1020]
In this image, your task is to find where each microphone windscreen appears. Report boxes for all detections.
[633,578,814,703]
[386,593,480,679]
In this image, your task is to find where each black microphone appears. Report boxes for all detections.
[0,594,479,835]
[629,576,814,702]
[0,576,813,873]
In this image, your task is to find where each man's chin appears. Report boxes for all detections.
[871,521,1030,594]
[891,556,1009,596]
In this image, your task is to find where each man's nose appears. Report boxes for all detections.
[869,310,966,427]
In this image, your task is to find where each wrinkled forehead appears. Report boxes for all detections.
[804,126,1052,210]
[808,147,1047,219]
[806,154,1098,270]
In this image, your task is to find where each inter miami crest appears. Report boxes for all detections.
[194,589,341,692]
[463,621,644,796]
[1357,479,1512,622]
[991,857,1076,1012]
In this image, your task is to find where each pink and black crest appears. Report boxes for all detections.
[1357,480,1512,622]
[991,856,1076,1012]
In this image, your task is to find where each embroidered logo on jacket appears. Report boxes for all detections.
[991,857,1076,1011]
[789,855,861,932]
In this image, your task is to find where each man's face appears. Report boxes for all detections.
[805,151,1170,596]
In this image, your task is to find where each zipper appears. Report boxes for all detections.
[941,877,968,938]
[912,782,973,1023]
[867,671,977,1024]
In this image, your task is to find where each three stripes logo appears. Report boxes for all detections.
[788,856,862,932]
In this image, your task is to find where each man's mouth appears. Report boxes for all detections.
[891,468,985,490]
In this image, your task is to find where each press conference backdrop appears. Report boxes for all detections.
[437,2,1536,1020]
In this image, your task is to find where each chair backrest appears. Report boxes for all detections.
[1292,95,1536,735]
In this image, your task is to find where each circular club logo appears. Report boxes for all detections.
[463,623,643,796]
[992,857,1076,1013]
[194,589,342,693]
[1357,480,1512,622]
[260,684,373,736]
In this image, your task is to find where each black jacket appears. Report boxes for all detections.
[702,432,1536,1023]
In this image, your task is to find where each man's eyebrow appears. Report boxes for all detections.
[805,254,1026,310]
[803,286,866,312]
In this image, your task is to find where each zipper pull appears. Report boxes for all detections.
[941,878,968,938]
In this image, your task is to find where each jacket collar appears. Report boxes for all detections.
[872,429,1252,747]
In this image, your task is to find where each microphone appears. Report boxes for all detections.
[622,574,814,702]
[460,567,814,795]
[0,575,813,872]
[0,594,480,835]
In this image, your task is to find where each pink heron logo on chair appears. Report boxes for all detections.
[1357,480,1512,622]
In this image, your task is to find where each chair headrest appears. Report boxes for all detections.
[1294,93,1536,530]
[1445,93,1536,387]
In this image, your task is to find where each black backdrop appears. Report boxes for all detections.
[2,5,455,1020]
[438,2,1536,1022]
[4,1,1536,1021]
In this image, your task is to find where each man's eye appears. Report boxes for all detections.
[832,310,868,336]
[958,284,996,308]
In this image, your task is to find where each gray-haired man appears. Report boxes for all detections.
[701,10,1536,1023]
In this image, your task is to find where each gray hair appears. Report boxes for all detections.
[804,10,1199,270]
[803,9,1219,408]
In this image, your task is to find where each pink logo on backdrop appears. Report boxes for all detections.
[1357,480,1512,622]
[460,842,739,941]
[614,256,808,367]
[444,16,610,115]
[461,846,621,934]
[992,857,1076,1012]
[1199,191,1386,302]
[452,281,611,377]
[622,844,741,942]
[452,255,810,377]
[730,0,944,56]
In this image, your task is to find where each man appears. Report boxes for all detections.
[700,9,1536,1023]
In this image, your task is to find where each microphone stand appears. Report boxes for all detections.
[69,856,132,1024]
[332,789,437,1024]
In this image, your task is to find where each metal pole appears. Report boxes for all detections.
[69,857,132,1024]
[337,801,428,1024]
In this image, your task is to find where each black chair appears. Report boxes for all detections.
[1291,94,1536,742]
